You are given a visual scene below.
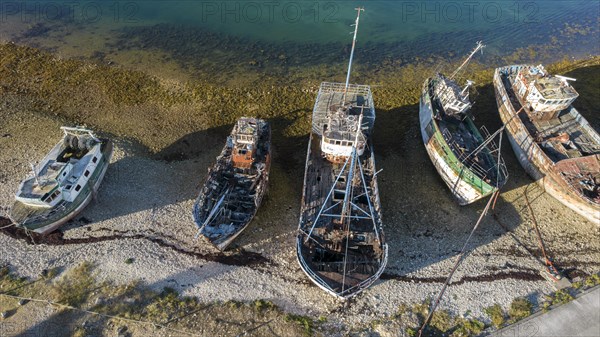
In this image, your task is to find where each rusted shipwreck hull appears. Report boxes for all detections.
[420,75,507,205]
[193,118,271,250]
[296,82,388,299]
[493,65,600,224]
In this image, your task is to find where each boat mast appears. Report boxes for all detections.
[30,162,41,186]
[449,41,484,80]
[342,7,364,104]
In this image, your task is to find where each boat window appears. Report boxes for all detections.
[62,172,67,176]
[65,185,72,190]
[539,99,546,104]
[46,190,61,202]
[92,157,98,163]
[335,140,341,145]
[75,185,81,192]
[84,170,90,177]
[425,121,435,138]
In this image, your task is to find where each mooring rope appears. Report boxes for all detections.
[523,185,561,280]
[417,189,499,337]
[0,223,16,230]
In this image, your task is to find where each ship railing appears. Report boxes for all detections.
[296,239,388,299]
[444,128,507,185]
[23,201,68,225]
[312,82,375,135]
[319,82,372,97]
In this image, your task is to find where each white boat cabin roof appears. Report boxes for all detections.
[517,66,578,101]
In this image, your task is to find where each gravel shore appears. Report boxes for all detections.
[1,63,599,335]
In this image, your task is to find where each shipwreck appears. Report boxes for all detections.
[296,8,388,299]
[193,117,271,250]
[494,64,599,224]
[10,127,113,234]
[419,41,508,205]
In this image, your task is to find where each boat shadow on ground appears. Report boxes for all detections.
[224,115,309,249]
[374,104,530,279]
[64,124,234,227]
[84,116,308,249]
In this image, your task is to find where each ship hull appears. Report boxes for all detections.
[193,120,271,250]
[494,65,600,225]
[297,132,388,299]
[11,140,113,234]
[419,78,500,205]
[296,82,387,299]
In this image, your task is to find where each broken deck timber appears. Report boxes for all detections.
[193,117,271,250]
[494,65,600,225]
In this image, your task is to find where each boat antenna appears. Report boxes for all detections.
[342,7,364,104]
[30,162,41,186]
[449,41,485,80]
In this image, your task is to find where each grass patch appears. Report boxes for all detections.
[284,313,314,336]
[508,297,533,322]
[253,299,276,312]
[584,274,600,288]
[124,258,134,265]
[50,262,96,307]
[429,309,454,333]
[551,289,574,306]
[0,265,29,294]
[450,318,485,337]
[484,304,506,328]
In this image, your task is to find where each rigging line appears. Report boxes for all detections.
[357,155,380,241]
[341,146,356,294]
[305,159,349,241]
[0,222,16,230]
[495,129,504,188]
[341,113,364,294]
[460,104,526,164]
[417,189,499,337]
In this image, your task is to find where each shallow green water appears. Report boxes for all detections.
[0,1,598,82]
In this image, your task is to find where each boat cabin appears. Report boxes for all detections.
[434,75,472,116]
[514,65,579,120]
[231,118,259,169]
[321,104,366,163]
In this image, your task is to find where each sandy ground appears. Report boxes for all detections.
[1,73,599,337]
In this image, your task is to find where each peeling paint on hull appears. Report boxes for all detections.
[419,78,498,205]
[494,66,600,225]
